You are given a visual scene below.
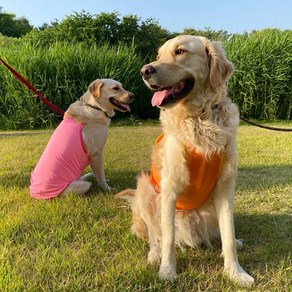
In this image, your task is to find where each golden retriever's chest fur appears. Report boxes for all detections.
[152,97,239,203]
[159,102,230,157]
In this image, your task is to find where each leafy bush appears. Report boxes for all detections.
[0,40,157,129]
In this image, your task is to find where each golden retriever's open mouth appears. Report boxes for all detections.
[109,97,131,112]
[151,78,194,107]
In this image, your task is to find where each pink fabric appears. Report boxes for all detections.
[30,117,90,199]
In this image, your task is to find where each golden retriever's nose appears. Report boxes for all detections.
[140,64,156,79]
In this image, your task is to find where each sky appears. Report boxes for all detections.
[1,0,292,34]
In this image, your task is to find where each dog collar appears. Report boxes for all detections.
[86,104,113,119]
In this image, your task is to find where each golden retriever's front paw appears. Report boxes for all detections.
[232,271,254,287]
[147,248,161,265]
[158,264,177,281]
[225,264,254,287]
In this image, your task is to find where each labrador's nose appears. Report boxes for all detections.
[140,64,156,79]
[128,92,135,102]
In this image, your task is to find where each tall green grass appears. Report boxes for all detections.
[0,40,150,129]
[1,29,292,130]
[226,29,292,120]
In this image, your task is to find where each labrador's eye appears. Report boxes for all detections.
[113,86,120,91]
[175,49,186,55]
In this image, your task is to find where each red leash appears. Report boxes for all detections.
[0,58,64,116]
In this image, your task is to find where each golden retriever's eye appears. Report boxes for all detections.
[175,49,186,55]
[113,86,120,91]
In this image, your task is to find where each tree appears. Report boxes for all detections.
[118,14,140,46]
[23,11,171,58]
[182,27,231,42]
[0,7,33,37]
[135,18,170,58]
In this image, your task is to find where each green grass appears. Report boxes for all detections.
[0,122,291,291]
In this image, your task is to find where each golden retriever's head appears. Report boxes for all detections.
[140,35,234,108]
[81,79,134,116]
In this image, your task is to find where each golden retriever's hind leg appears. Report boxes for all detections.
[131,211,148,240]
[147,233,161,265]
[134,173,162,265]
[115,188,149,241]
[235,239,243,250]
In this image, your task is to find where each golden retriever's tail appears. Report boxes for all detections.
[115,189,136,202]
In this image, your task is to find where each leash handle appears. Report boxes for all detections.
[0,58,64,116]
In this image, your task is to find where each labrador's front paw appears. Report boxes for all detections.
[96,178,112,191]
[100,182,112,191]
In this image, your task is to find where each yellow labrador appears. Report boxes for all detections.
[30,79,134,199]
[116,36,254,287]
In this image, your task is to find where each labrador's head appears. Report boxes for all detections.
[140,35,233,108]
[82,79,134,116]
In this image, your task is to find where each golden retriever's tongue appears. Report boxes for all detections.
[151,89,173,106]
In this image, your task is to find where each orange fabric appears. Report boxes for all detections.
[149,134,224,210]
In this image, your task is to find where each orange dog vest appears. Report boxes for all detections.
[149,134,224,210]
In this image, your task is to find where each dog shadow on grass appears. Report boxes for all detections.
[0,169,138,192]
[175,210,291,288]
[237,165,292,190]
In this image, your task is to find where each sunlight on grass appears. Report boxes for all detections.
[0,123,291,290]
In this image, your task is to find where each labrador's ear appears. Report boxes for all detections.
[205,40,234,88]
[89,79,104,98]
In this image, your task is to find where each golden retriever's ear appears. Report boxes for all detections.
[205,40,234,88]
[89,80,104,98]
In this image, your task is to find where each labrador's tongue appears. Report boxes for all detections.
[122,103,131,112]
[151,88,173,107]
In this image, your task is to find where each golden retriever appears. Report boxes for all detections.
[116,35,254,287]
[30,79,134,199]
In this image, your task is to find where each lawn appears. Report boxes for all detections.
[0,122,291,291]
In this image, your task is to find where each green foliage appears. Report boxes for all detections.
[0,7,33,37]
[226,29,292,120]
[0,40,156,129]
[181,26,231,42]
[23,11,169,58]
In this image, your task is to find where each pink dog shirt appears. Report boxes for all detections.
[30,117,90,199]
